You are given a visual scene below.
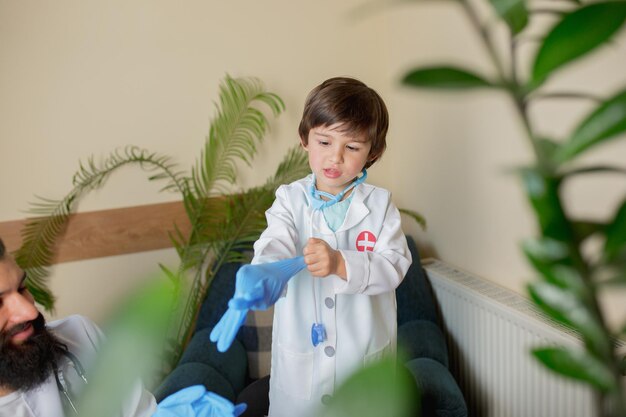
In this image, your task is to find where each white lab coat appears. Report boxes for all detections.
[252,175,412,417]
[0,315,156,417]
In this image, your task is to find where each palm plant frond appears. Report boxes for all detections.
[72,146,187,194]
[210,145,310,274]
[15,196,75,310]
[16,146,187,311]
[191,75,285,198]
[399,208,427,231]
[171,74,288,277]
[167,77,291,354]
[265,145,312,187]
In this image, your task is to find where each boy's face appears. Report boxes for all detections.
[302,123,371,196]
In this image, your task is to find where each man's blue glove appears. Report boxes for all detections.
[152,385,247,417]
[210,257,306,352]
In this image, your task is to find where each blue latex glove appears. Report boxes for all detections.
[210,257,306,352]
[153,385,247,417]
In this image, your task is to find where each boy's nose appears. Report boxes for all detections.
[329,147,344,163]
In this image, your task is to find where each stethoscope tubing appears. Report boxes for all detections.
[53,348,88,415]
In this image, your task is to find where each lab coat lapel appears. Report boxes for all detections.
[337,184,371,232]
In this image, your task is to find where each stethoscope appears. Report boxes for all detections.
[52,346,88,415]
[308,169,367,210]
[307,169,367,347]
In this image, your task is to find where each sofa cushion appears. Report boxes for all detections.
[237,308,273,379]
[153,362,235,403]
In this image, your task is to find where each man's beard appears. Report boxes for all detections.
[0,313,64,393]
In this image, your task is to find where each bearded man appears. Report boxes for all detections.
[0,237,156,417]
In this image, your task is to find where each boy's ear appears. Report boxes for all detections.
[367,153,380,164]
[300,138,309,150]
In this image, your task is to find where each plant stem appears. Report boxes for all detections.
[511,37,519,86]
[459,0,551,170]
[528,8,569,16]
[527,92,604,103]
[459,0,508,85]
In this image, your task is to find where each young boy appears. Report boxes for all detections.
[251,77,412,417]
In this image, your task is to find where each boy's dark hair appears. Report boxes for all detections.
[298,77,389,168]
[0,237,5,259]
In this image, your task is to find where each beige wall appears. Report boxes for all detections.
[1,1,624,328]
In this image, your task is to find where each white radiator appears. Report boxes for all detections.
[423,259,625,417]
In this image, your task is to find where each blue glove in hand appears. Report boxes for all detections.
[153,385,247,417]
[210,257,306,352]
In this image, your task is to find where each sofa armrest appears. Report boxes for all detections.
[398,320,448,368]
[404,358,468,417]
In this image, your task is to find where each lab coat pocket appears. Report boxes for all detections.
[275,343,314,400]
[363,340,391,365]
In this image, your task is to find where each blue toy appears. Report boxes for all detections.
[210,257,307,352]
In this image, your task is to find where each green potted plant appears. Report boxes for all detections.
[399,0,626,415]
[15,75,311,371]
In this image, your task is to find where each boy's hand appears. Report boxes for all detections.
[303,238,347,280]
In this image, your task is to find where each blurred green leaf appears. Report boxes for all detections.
[520,168,573,242]
[563,165,626,177]
[528,281,609,357]
[522,237,569,263]
[604,199,626,263]
[488,0,528,34]
[402,66,495,89]
[522,239,589,295]
[399,208,427,230]
[557,89,626,162]
[535,138,561,167]
[532,2,626,86]
[77,276,177,417]
[546,265,589,298]
[571,220,605,242]
[532,347,616,392]
[316,357,417,417]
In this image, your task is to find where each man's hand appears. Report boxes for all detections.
[303,238,347,280]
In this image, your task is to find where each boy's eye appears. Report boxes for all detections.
[347,145,360,151]
[318,140,330,146]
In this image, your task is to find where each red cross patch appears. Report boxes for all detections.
[356,231,376,252]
